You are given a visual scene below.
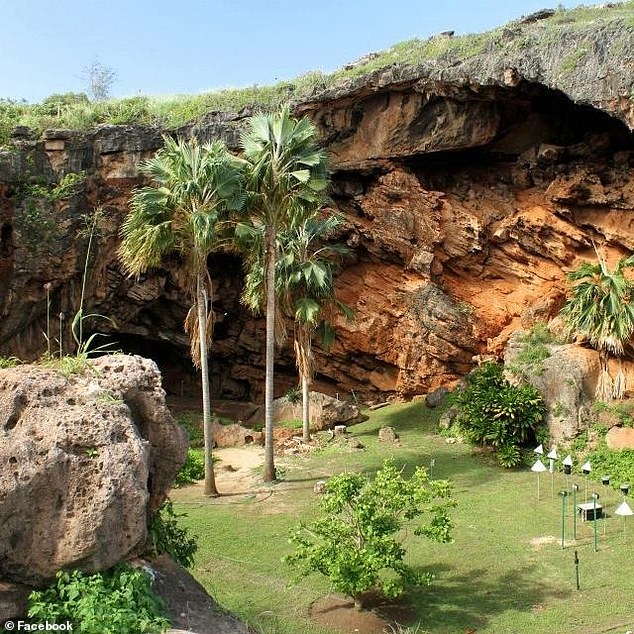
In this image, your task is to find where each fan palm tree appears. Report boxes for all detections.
[238,211,352,442]
[240,106,328,481]
[118,135,245,496]
[282,212,353,441]
[560,250,634,400]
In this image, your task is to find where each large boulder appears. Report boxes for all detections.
[248,391,367,431]
[0,354,187,586]
[504,334,599,443]
[606,427,634,450]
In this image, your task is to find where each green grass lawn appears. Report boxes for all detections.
[171,402,634,634]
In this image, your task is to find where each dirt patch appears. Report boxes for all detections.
[529,535,558,549]
[309,593,416,634]
[173,447,267,499]
[171,448,418,633]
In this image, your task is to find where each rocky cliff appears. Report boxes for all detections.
[1,6,634,402]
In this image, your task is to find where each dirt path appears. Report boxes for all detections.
[213,446,266,496]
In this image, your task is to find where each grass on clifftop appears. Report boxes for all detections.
[2,1,634,147]
[172,401,634,634]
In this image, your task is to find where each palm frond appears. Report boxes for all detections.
[561,254,634,362]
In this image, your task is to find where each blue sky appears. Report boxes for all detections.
[3,0,581,103]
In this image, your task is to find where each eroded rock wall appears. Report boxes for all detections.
[1,36,634,401]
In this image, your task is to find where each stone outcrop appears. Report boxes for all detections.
[152,555,256,634]
[504,329,634,442]
[1,6,634,404]
[0,354,187,586]
[504,336,598,442]
[606,426,634,450]
[248,392,366,430]
[213,423,263,448]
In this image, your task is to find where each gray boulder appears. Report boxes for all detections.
[0,354,187,586]
[425,386,449,408]
[504,333,598,443]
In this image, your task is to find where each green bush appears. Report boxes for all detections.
[27,563,169,633]
[508,322,555,377]
[449,362,546,467]
[583,443,634,488]
[0,98,27,146]
[174,448,205,486]
[284,458,454,608]
[177,412,203,447]
[0,356,22,368]
[148,499,198,568]
[285,384,301,404]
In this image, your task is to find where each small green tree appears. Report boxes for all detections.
[284,459,454,609]
[449,362,546,467]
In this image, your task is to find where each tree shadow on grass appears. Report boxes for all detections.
[337,432,502,489]
[408,563,570,632]
[344,402,505,487]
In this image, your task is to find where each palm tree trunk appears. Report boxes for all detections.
[302,371,310,442]
[596,348,614,402]
[198,274,218,496]
[263,226,276,482]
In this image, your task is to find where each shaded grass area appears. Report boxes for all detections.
[172,402,634,633]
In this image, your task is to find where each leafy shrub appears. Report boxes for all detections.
[508,322,555,377]
[35,92,90,116]
[177,412,203,447]
[449,362,546,467]
[583,443,634,489]
[148,499,198,568]
[593,400,634,427]
[174,448,205,486]
[0,98,28,146]
[27,563,169,633]
[15,199,59,251]
[22,171,85,202]
[0,356,22,368]
[285,384,301,404]
[285,459,454,608]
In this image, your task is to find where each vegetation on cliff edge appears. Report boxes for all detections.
[2,1,634,146]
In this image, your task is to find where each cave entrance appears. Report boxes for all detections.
[93,332,198,398]
[1,223,12,258]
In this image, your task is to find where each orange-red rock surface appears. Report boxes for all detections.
[1,78,634,402]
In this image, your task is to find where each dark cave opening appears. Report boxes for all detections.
[93,332,199,397]
[1,223,13,258]
[399,84,634,177]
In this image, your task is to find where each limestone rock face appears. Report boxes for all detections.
[0,354,187,586]
[504,335,599,442]
[1,10,634,405]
